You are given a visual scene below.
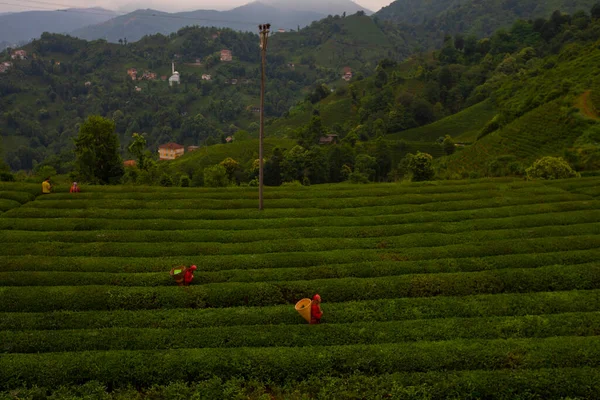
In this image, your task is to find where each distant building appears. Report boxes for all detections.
[123,160,137,167]
[231,79,238,85]
[158,143,185,160]
[84,81,92,87]
[247,105,260,113]
[278,28,286,33]
[141,71,157,80]
[187,145,200,152]
[0,61,12,73]
[127,68,137,80]
[169,62,180,87]
[225,136,233,143]
[11,50,27,60]
[135,86,142,92]
[319,134,339,145]
[287,63,295,70]
[220,49,232,62]
[195,58,202,64]
[342,66,352,81]
[202,74,212,81]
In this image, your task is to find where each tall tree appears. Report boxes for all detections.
[128,133,147,170]
[74,115,124,184]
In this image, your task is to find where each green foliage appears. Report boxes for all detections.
[407,152,435,181]
[158,173,174,187]
[442,135,456,155]
[74,116,124,184]
[203,164,229,187]
[526,156,579,180]
[128,133,147,170]
[179,174,191,187]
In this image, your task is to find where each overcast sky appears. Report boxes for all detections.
[0,0,393,13]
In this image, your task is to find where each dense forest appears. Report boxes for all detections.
[1,1,600,187]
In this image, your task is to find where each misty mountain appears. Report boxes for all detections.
[71,0,368,43]
[263,0,372,15]
[0,8,117,45]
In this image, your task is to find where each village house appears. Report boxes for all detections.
[187,145,200,152]
[287,63,295,70]
[231,79,238,85]
[319,134,339,145]
[0,62,12,73]
[127,68,137,80]
[135,86,142,92]
[11,50,27,60]
[342,67,353,81]
[278,28,286,33]
[141,71,157,80]
[220,49,232,62]
[158,143,185,160]
[123,160,137,167]
[84,81,92,87]
[202,74,212,81]
[195,58,202,64]
[225,136,233,143]
[247,105,260,113]
[211,33,219,39]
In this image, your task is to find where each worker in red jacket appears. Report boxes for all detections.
[310,294,323,324]
[183,265,197,286]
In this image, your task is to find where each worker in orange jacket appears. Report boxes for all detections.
[310,294,323,324]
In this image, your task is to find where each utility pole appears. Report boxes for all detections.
[258,23,270,211]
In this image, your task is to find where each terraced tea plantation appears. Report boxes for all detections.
[2,178,600,399]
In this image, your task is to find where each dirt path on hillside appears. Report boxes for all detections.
[577,91,599,120]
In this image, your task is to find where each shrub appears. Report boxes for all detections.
[204,164,229,187]
[442,135,455,155]
[0,172,15,182]
[526,156,578,180]
[179,174,191,187]
[159,173,174,187]
[407,152,435,181]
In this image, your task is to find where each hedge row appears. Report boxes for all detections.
[2,211,600,244]
[1,200,596,231]
[1,226,598,257]
[2,336,600,388]
[0,190,35,204]
[5,194,589,220]
[22,186,568,212]
[3,236,599,273]
[37,181,511,201]
[2,289,599,331]
[2,249,599,286]
[0,199,21,212]
[1,264,599,312]
[3,312,599,353]
[3,368,600,400]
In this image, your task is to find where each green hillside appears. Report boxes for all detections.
[376,0,598,40]
[2,178,600,397]
[387,99,498,143]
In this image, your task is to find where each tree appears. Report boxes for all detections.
[219,157,239,182]
[526,157,578,180]
[204,164,229,187]
[442,135,456,155]
[592,3,600,19]
[407,152,435,182]
[128,133,147,170]
[74,116,124,184]
[354,153,377,181]
[281,145,308,182]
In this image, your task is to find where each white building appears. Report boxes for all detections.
[169,62,180,87]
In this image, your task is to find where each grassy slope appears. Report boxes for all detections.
[168,138,296,173]
[387,99,498,143]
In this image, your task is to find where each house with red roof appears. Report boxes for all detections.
[158,143,185,160]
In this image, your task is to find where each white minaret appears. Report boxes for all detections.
[169,61,180,87]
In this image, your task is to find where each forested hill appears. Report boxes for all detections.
[264,4,600,181]
[0,13,395,172]
[375,0,600,47]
